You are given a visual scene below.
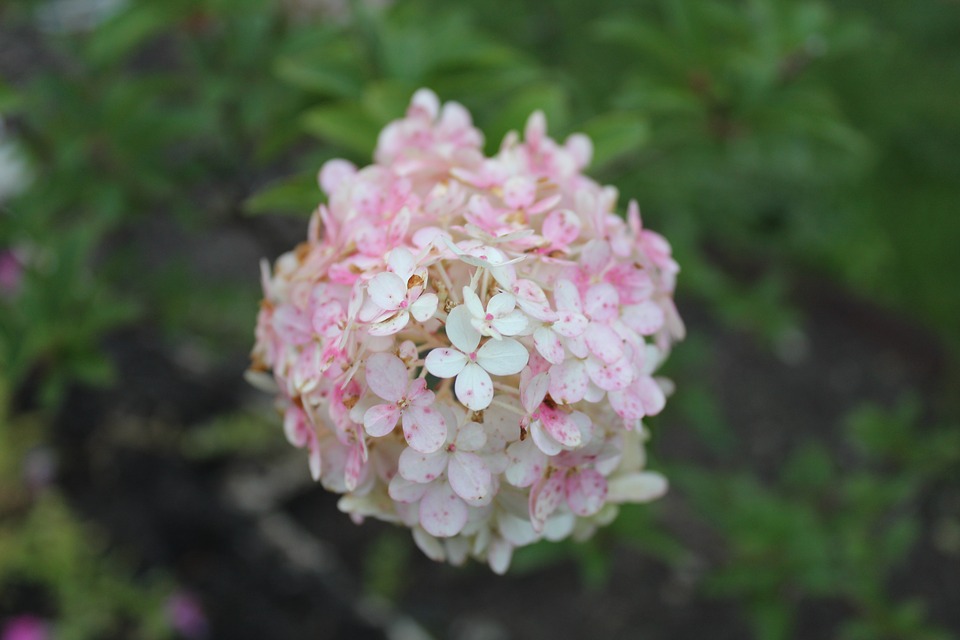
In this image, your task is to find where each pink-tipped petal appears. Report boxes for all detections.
[530,422,563,456]
[454,363,494,411]
[318,158,356,195]
[402,405,447,453]
[529,473,565,532]
[389,474,429,503]
[363,403,401,437]
[448,451,492,503]
[398,447,449,483]
[565,469,607,516]
[420,482,468,538]
[367,272,407,311]
[505,439,547,487]
[622,301,664,336]
[584,283,620,323]
[548,359,589,404]
[585,355,633,391]
[520,371,549,413]
[542,209,581,247]
[365,352,409,402]
[584,323,623,364]
[540,406,582,448]
[637,376,667,416]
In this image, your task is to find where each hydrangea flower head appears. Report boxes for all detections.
[251,89,683,573]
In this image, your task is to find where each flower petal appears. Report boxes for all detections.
[606,472,668,503]
[520,371,549,413]
[365,352,409,401]
[637,376,666,416]
[454,363,494,411]
[529,473,565,532]
[462,286,486,319]
[553,279,582,314]
[486,292,517,317]
[367,272,407,311]
[420,482,468,538]
[367,310,410,336]
[448,451,492,503]
[584,283,620,323]
[476,338,529,376]
[622,301,664,336]
[410,292,438,322]
[402,405,447,453]
[488,537,514,575]
[445,304,481,353]
[387,246,416,281]
[540,406,582,448]
[565,469,608,516]
[548,359,589,404]
[398,447,449,483]
[585,355,633,391]
[542,208,581,247]
[530,421,563,456]
[505,439,547,488]
[363,403,401,437]
[492,310,528,336]
[533,327,565,365]
[584,323,623,364]
[388,474,429,503]
[424,347,468,379]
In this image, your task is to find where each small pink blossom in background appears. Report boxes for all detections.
[165,591,208,639]
[250,89,683,573]
[0,249,23,300]
[1,615,49,640]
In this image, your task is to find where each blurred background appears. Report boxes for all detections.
[1,0,959,638]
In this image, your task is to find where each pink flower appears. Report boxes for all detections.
[362,247,438,335]
[249,88,683,573]
[165,592,208,639]
[363,352,446,452]
[1,616,49,640]
[0,249,24,300]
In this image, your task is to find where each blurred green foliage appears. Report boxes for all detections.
[0,0,958,637]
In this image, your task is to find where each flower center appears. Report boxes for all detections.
[484,313,494,321]
[400,299,409,309]
[469,351,478,361]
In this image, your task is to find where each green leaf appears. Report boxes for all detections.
[0,79,22,113]
[301,103,383,158]
[84,4,180,66]
[481,82,569,154]
[243,172,322,216]
[274,56,363,98]
[580,112,650,172]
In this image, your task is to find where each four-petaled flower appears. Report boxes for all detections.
[424,304,529,411]
[363,352,446,452]
[363,247,438,335]
[462,286,528,339]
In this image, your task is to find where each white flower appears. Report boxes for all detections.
[462,286,528,339]
[424,304,529,411]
